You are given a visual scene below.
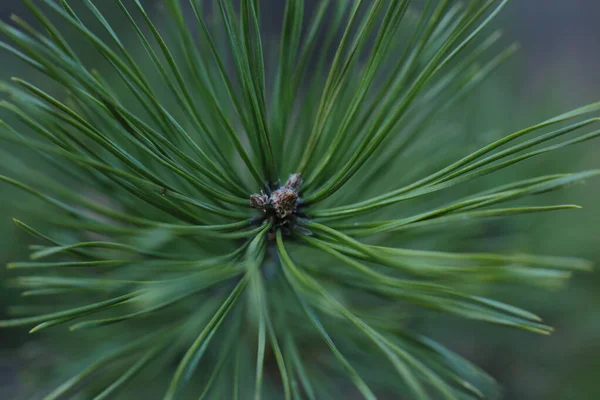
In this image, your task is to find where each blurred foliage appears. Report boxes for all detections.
[417,66,600,400]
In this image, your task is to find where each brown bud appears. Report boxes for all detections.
[250,192,270,212]
[249,173,302,219]
[284,173,303,190]
[271,188,299,218]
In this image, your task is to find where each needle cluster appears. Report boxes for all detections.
[0,1,598,399]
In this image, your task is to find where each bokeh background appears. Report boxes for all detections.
[0,1,599,399]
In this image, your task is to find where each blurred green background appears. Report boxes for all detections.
[1,1,599,399]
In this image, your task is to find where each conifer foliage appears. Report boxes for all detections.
[0,0,599,399]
